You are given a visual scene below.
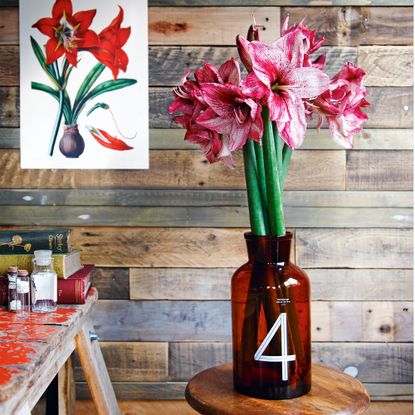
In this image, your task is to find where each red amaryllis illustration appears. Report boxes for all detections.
[32,0,99,66]
[30,0,137,158]
[241,31,330,148]
[310,62,370,148]
[89,6,131,80]
[86,126,133,150]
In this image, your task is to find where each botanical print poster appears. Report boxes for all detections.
[20,0,148,169]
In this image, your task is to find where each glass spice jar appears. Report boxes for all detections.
[7,266,19,312]
[31,250,57,313]
[16,269,30,314]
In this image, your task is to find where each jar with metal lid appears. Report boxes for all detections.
[16,269,30,314]
[7,266,19,312]
[31,250,57,313]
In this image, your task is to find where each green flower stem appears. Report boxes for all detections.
[281,144,293,185]
[261,106,286,237]
[243,140,267,236]
[253,141,270,233]
[48,89,64,156]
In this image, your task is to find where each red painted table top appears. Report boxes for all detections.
[0,288,97,401]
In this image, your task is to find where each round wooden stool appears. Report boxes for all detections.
[185,363,370,415]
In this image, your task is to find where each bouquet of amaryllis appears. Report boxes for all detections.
[31,0,137,158]
[169,18,369,237]
[170,19,369,400]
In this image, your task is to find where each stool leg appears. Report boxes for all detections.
[58,356,76,415]
[75,321,120,415]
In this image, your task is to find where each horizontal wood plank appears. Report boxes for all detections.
[281,7,414,46]
[74,382,413,401]
[91,300,412,342]
[2,128,412,150]
[4,45,411,88]
[0,206,411,228]
[1,7,413,46]
[358,46,413,86]
[296,228,413,268]
[149,7,279,46]
[0,189,412,208]
[129,268,413,301]
[0,86,410,128]
[92,268,129,300]
[167,341,412,383]
[0,149,346,190]
[346,150,413,191]
[73,342,168,382]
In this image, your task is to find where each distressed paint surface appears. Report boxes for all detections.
[0,306,78,325]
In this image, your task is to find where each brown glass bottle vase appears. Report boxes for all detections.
[231,232,311,399]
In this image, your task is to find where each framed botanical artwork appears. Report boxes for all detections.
[19,0,149,169]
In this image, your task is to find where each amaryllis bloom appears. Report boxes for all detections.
[32,0,99,66]
[185,127,234,167]
[90,6,131,79]
[169,59,245,167]
[86,126,133,150]
[241,31,330,148]
[310,62,369,148]
[197,83,263,153]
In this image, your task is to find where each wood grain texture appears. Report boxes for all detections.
[2,128,413,150]
[72,401,415,415]
[76,382,188,400]
[358,46,413,86]
[91,268,129,300]
[74,322,120,415]
[58,357,76,415]
[346,150,413,190]
[0,206,411,228]
[90,300,412,342]
[0,189,412,207]
[150,7,279,45]
[0,149,346,190]
[73,342,168,382]
[281,7,414,46]
[185,364,369,415]
[296,228,413,268]
[0,45,18,86]
[168,342,412,383]
[129,268,413,301]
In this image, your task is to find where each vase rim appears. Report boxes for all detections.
[244,232,293,242]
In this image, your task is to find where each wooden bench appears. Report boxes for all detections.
[0,288,120,415]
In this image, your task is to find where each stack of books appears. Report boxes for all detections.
[0,229,93,305]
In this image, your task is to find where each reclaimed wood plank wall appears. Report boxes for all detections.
[0,0,413,401]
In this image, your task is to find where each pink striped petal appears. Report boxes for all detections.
[241,72,268,100]
[271,30,304,68]
[285,67,330,98]
[219,58,241,85]
[196,108,233,133]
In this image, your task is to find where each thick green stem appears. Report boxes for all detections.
[261,106,286,236]
[281,144,293,185]
[253,141,270,233]
[243,140,266,236]
[48,90,64,156]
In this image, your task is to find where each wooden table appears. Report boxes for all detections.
[186,363,370,415]
[0,288,120,415]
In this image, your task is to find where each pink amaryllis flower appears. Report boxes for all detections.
[196,83,263,155]
[309,62,369,148]
[241,30,330,148]
[169,59,246,166]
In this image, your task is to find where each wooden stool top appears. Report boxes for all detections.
[185,363,370,415]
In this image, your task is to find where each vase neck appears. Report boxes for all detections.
[245,232,292,264]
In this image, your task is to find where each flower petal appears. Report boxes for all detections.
[196,108,233,133]
[32,17,58,37]
[45,37,64,65]
[52,0,72,19]
[285,67,330,98]
[219,58,241,85]
[241,72,268,100]
[236,35,253,72]
[194,63,222,84]
[72,9,96,33]
[200,83,238,117]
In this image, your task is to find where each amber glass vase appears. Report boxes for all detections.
[231,232,311,399]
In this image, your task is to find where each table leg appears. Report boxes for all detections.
[14,403,31,415]
[58,356,76,415]
[75,321,120,415]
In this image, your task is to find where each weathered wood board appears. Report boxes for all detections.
[90,300,413,342]
[129,268,413,301]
